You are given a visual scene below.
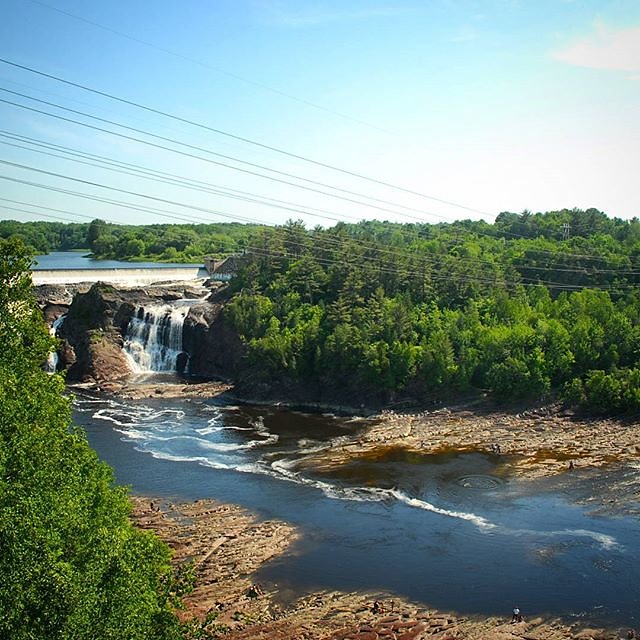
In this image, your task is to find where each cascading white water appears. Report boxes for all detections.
[123,303,191,373]
[45,314,66,373]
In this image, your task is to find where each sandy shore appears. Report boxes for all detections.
[131,496,625,640]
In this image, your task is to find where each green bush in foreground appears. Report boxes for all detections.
[0,238,182,639]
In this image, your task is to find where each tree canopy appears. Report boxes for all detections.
[224,211,640,412]
[0,238,183,639]
[0,218,264,263]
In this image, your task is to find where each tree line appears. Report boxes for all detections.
[4,207,640,412]
[225,210,640,412]
[0,238,211,639]
[0,218,263,263]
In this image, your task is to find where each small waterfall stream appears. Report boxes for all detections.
[46,314,66,373]
[123,302,192,373]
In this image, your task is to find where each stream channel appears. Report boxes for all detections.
[73,387,640,629]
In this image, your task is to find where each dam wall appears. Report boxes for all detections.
[32,267,209,286]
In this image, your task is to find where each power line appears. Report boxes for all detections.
[4,86,625,259]
[0,57,493,218]
[24,0,392,135]
[2,167,636,293]
[0,91,432,221]
[2,143,638,280]
[237,244,634,293]
[0,170,269,227]
[0,131,368,224]
[0,132,363,226]
[1,86,635,274]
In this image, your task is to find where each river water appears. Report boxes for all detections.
[33,252,198,270]
[73,389,640,629]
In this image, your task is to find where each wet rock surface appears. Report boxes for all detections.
[131,497,624,640]
[296,405,640,483]
[49,281,216,382]
[183,302,246,379]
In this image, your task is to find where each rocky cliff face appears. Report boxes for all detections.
[43,281,242,384]
[60,283,139,383]
[183,302,246,379]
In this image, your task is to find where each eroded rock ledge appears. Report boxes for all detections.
[130,497,623,640]
[296,404,640,481]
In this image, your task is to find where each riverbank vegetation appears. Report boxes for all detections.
[0,238,185,639]
[6,207,640,413]
[0,218,263,262]
[225,209,640,413]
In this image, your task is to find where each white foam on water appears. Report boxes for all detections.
[543,528,618,550]
[141,450,226,467]
[390,489,497,531]
[271,457,301,471]
[195,424,226,435]
[197,434,279,452]
[267,460,494,531]
[93,409,139,427]
[92,405,186,428]
[195,423,255,435]
[508,526,619,550]
[81,396,621,546]
[341,486,393,503]
[113,428,147,440]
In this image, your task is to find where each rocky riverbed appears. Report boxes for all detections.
[131,497,629,640]
[295,403,640,481]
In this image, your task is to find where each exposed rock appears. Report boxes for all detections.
[183,302,246,379]
[50,280,218,382]
[60,283,136,381]
[34,283,91,307]
[131,497,614,640]
[42,303,69,325]
[296,405,640,485]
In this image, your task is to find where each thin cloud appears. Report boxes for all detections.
[552,21,640,76]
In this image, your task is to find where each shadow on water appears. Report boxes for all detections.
[74,393,640,629]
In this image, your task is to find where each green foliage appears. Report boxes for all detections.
[0,238,183,639]
[0,218,264,263]
[220,211,640,411]
[7,208,640,412]
[581,368,640,412]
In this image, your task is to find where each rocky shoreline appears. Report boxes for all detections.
[119,386,640,640]
[294,403,640,481]
[78,374,640,483]
[44,281,639,637]
[131,497,627,640]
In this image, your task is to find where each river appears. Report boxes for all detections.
[73,389,640,629]
[33,251,199,270]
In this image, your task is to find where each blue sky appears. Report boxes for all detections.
[0,0,638,228]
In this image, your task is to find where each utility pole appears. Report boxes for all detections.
[562,223,570,241]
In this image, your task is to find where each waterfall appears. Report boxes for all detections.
[123,303,191,373]
[46,315,66,374]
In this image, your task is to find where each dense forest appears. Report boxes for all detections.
[224,208,640,412]
[0,218,263,262]
[5,207,640,411]
[2,209,640,631]
[0,238,189,639]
